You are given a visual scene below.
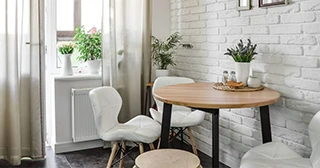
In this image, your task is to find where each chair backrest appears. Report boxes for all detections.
[309,111,320,168]
[89,87,122,136]
[152,76,195,112]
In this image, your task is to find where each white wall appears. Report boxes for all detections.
[170,0,320,167]
[151,0,171,79]
[152,0,171,40]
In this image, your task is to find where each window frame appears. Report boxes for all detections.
[46,0,103,74]
[46,0,82,74]
[56,0,81,40]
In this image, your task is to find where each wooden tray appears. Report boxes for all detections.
[212,82,264,92]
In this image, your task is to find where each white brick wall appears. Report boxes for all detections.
[170,0,320,167]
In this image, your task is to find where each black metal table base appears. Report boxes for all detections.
[260,106,272,143]
[159,103,273,168]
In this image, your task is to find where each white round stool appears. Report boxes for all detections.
[134,149,202,168]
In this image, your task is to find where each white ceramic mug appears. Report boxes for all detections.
[247,76,261,88]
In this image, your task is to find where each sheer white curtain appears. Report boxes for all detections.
[102,0,152,121]
[0,0,44,165]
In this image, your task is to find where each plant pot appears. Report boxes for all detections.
[235,62,250,86]
[87,59,101,74]
[61,54,73,76]
[156,69,169,78]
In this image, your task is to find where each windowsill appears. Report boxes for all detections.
[53,73,102,81]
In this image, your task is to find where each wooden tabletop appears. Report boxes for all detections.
[135,149,201,168]
[154,82,281,109]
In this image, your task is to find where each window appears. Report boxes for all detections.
[55,0,102,68]
[57,0,78,39]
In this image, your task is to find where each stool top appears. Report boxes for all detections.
[135,149,200,168]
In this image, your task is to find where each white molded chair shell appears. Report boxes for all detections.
[89,87,122,135]
[309,112,320,168]
[240,111,320,168]
[150,76,206,127]
[89,86,161,144]
[240,142,312,168]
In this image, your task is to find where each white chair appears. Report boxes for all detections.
[240,111,320,168]
[89,87,161,168]
[149,76,206,155]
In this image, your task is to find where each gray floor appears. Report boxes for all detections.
[0,140,230,168]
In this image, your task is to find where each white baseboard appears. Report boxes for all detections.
[54,140,104,153]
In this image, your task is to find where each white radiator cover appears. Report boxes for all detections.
[71,88,99,142]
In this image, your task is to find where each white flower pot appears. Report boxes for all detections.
[87,59,101,74]
[235,62,250,86]
[61,54,73,76]
[156,69,170,78]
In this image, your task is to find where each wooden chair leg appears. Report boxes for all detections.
[187,127,198,156]
[139,143,144,154]
[149,143,155,150]
[107,141,118,168]
[157,137,161,149]
[119,141,126,168]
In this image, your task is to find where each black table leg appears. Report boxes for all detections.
[159,103,172,148]
[199,108,220,168]
[260,105,272,143]
[212,109,219,168]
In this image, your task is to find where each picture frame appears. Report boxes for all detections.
[259,0,288,8]
[237,0,251,11]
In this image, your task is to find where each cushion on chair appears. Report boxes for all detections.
[149,108,205,127]
[100,115,161,143]
[240,142,312,168]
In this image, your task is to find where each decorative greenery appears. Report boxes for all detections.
[224,39,257,62]
[73,26,102,62]
[151,32,193,70]
[57,41,75,55]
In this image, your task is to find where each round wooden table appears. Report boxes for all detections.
[135,149,202,168]
[153,82,281,168]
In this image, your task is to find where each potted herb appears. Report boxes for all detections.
[151,32,193,77]
[57,41,76,76]
[224,39,257,86]
[74,26,102,74]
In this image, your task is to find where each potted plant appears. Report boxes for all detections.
[57,41,76,76]
[224,39,257,86]
[151,32,193,77]
[74,26,102,74]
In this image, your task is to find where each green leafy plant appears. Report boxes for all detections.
[73,26,102,62]
[57,41,75,55]
[224,39,257,62]
[151,32,193,69]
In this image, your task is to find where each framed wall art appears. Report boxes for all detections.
[259,0,288,7]
[237,0,251,11]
